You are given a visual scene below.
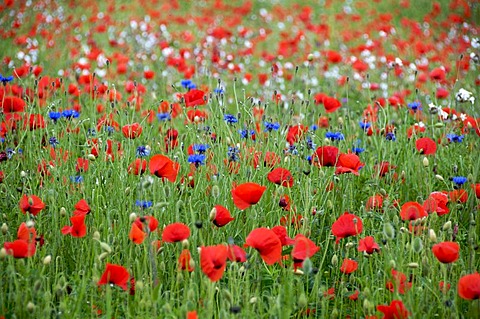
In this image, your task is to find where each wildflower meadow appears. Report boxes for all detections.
[1,0,479,318]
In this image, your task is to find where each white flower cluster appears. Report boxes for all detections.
[455,88,475,104]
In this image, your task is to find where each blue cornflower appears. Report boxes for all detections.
[407,101,422,112]
[49,112,62,122]
[0,73,14,85]
[136,146,151,157]
[325,131,344,141]
[224,114,238,124]
[188,154,206,167]
[227,146,240,162]
[264,121,280,132]
[135,200,153,209]
[452,176,467,186]
[157,112,171,121]
[385,132,396,141]
[446,133,464,143]
[49,137,59,148]
[70,175,84,183]
[6,148,15,159]
[286,144,298,155]
[214,88,224,94]
[0,138,4,143]
[306,136,316,150]
[62,109,80,119]
[359,121,371,130]
[352,147,365,154]
[192,144,210,154]
[310,124,318,132]
[104,126,115,134]
[181,79,193,89]
[87,128,97,137]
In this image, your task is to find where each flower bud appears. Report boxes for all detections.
[209,207,217,221]
[129,213,137,222]
[20,171,27,178]
[98,252,109,261]
[408,262,419,268]
[423,157,429,167]
[307,53,314,61]
[100,242,112,253]
[92,231,101,241]
[428,229,437,242]
[1,223,8,235]
[182,239,189,249]
[383,223,395,239]
[443,221,452,231]
[43,255,52,265]
[298,293,308,308]
[331,254,338,266]
[389,260,396,268]
[124,187,131,195]
[211,185,220,198]
[87,154,96,161]
[435,174,444,182]
[0,248,7,259]
[27,302,35,313]
[26,220,35,228]
[249,297,258,304]
[412,237,423,253]
[302,258,313,274]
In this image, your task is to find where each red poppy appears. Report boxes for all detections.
[200,245,229,282]
[377,300,410,319]
[472,184,480,199]
[286,125,308,145]
[231,182,266,210]
[312,146,339,167]
[75,158,89,172]
[335,153,364,175]
[134,216,159,232]
[358,236,380,254]
[16,222,37,242]
[267,167,294,187]
[340,258,358,274]
[446,189,468,203]
[61,215,87,238]
[179,249,194,272]
[128,158,148,175]
[400,201,427,221]
[374,161,396,177]
[422,192,449,215]
[365,194,384,211]
[432,241,459,264]
[25,114,46,130]
[3,239,36,258]
[19,194,46,216]
[271,225,295,246]
[386,269,412,294]
[245,227,282,265]
[1,96,25,113]
[73,199,91,216]
[129,223,146,244]
[98,263,130,291]
[211,205,234,227]
[187,311,198,319]
[161,222,190,243]
[429,67,446,82]
[291,234,320,264]
[227,244,247,263]
[149,154,179,183]
[331,212,363,243]
[458,273,480,300]
[323,96,342,113]
[183,89,207,107]
[122,123,143,139]
[415,137,437,155]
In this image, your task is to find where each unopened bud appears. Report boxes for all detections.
[307,53,314,61]
[124,187,130,195]
[302,258,313,274]
[209,207,217,221]
[443,221,452,231]
[93,231,101,241]
[298,292,308,308]
[383,223,395,239]
[412,237,423,253]
[27,302,35,312]
[0,248,7,259]
[100,242,112,253]
[249,297,258,304]
[428,229,437,242]
[408,262,419,268]
[43,255,52,265]
[389,260,396,268]
[129,213,137,222]
[98,252,109,261]
[435,174,444,181]
[423,157,429,167]
[182,239,189,249]
[26,220,35,228]
[20,171,27,178]
[331,254,338,266]
[363,299,374,312]
[1,223,8,234]
[87,154,96,161]
[211,185,220,198]
[60,207,67,217]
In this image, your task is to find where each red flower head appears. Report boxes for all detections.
[340,258,358,274]
[128,158,148,175]
[422,192,449,216]
[75,158,89,172]
[149,154,179,183]
[292,234,320,265]
[231,182,266,210]
[267,167,294,187]
[365,195,384,212]
[19,195,46,216]
[16,222,37,242]
[98,263,130,291]
[179,249,194,272]
[331,212,363,244]
[134,216,159,233]
[73,199,91,216]
[227,244,247,263]
[200,245,229,282]
[432,241,459,264]
[61,215,87,238]
[374,161,396,177]
[471,184,480,199]
[323,96,342,113]
[184,89,207,107]
[415,137,437,155]
[245,227,282,265]
[400,201,427,221]
[286,125,308,145]
[271,225,295,246]
[358,236,380,254]
[129,223,146,244]
[211,205,234,227]
[122,123,143,139]
[458,273,480,300]
[335,153,364,175]
[377,300,410,319]
[161,222,190,243]
[386,269,412,294]
[1,96,25,113]
[312,146,339,167]
[429,67,446,82]
[3,239,36,258]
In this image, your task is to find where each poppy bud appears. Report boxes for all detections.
[443,221,452,231]
[383,223,395,239]
[209,207,217,221]
[129,213,137,222]
[43,255,52,265]
[1,223,7,234]
[26,220,35,228]
[93,231,101,241]
[298,292,308,308]
[87,154,96,161]
[294,269,304,275]
[408,262,419,268]
[435,174,444,181]
[238,266,246,275]
[20,171,27,178]
[327,200,333,209]
[345,242,355,249]
[27,302,35,313]
[125,187,131,195]
[249,297,258,304]
[307,53,314,61]
[423,157,429,167]
[60,207,66,217]
[331,308,339,319]
[211,185,220,198]
[331,254,338,266]
[379,188,387,196]
[412,237,423,253]
[363,299,374,312]
[338,117,344,125]
[389,260,396,268]
[100,242,112,253]
[182,239,189,249]
[34,280,42,291]
[0,248,7,259]
[303,258,313,274]
[429,229,437,242]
